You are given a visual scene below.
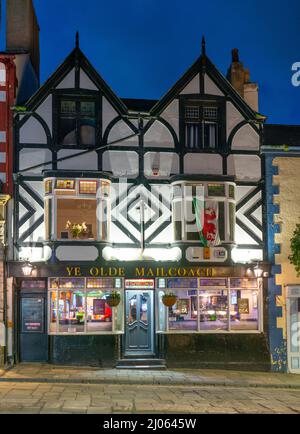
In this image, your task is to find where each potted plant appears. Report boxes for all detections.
[66,220,88,239]
[106,291,121,307]
[162,292,177,307]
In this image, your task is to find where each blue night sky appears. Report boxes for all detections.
[1,0,300,124]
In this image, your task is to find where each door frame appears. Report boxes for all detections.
[123,289,155,357]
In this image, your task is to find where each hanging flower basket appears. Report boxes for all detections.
[106,291,121,307]
[162,293,177,307]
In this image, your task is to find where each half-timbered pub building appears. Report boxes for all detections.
[8,36,270,369]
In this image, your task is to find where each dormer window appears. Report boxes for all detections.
[58,96,98,147]
[184,102,221,150]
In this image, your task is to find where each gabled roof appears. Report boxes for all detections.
[24,47,128,114]
[264,124,300,147]
[149,54,259,121]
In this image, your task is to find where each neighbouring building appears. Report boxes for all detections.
[8,36,271,369]
[0,0,39,366]
[263,125,300,374]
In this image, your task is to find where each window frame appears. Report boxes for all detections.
[53,89,101,149]
[44,177,110,242]
[48,277,124,335]
[171,181,236,244]
[179,95,226,152]
[156,277,263,334]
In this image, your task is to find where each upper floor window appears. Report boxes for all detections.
[58,97,97,146]
[172,181,235,244]
[44,177,110,242]
[184,103,220,150]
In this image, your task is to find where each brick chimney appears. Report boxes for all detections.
[227,48,259,112]
[6,0,40,80]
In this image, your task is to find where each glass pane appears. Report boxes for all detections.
[58,290,85,333]
[80,101,95,117]
[229,185,235,199]
[204,122,217,148]
[61,100,76,114]
[157,290,167,332]
[230,290,258,330]
[218,202,225,241]
[44,199,50,240]
[207,184,226,197]
[128,295,137,324]
[49,291,57,333]
[185,123,201,149]
[79,180,97,195]
[168,289,198,331]
[229,202,235,242]
[80,120,95,145]
[60,118,76,145]
[140,293,148,324]
[86,290,112,332]
[199,289,228,331]
[98,199,109,241]
[290,298,300,353]
[114,291,124,332]
[57,198,97,240]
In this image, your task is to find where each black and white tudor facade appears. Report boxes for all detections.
[10,40,269,368]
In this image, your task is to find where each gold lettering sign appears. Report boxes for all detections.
[65,266,216,278]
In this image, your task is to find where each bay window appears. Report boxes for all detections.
[172,181,236,245]
[44,177,110,242]
[49,277,124,334]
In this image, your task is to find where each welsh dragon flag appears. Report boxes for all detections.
[193,198,220,247]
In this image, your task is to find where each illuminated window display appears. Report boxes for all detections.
[48,278,123,334]
[44,177,110,242]
[157,277,261,333]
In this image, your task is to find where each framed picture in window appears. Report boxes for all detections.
[79,180,97,195]
[56,179,75,190]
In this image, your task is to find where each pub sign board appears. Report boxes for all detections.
[21,297,45,333]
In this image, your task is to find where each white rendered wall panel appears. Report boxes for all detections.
[231,123,260,150]
[103,151,138,177]
[144,152,179,178]
[180,74,200,94]
[102,97,119,133]
[56,69,75,89]
[80,69,98,90]
[107,120,138,147]
[160,100,179,138]
[227,155,261,181]
[184,153,223,175]
[19,148,52,174]
[57,149,98,170]
[144,121,175,148]
[226,102,244,140]
[205,74,224,96]
[19,117,48,144]
[36,95,53,135]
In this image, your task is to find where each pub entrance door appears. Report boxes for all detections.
[18,280,48,362]
[124,290,154,356]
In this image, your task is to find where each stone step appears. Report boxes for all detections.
[116,358,166,370]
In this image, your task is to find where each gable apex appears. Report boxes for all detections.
[150,54,261,122]
[23,47,127,115]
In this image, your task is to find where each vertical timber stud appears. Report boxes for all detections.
[200,36,206,95]
[75,31,80,89]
